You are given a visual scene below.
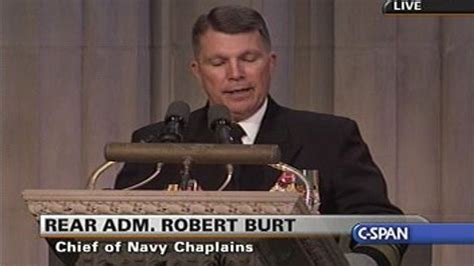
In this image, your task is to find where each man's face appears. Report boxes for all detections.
[191,29,276,121]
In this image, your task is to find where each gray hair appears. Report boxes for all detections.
[192,5,272,56]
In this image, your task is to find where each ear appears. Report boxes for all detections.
[190,60,202,83]
[269,52,277,74]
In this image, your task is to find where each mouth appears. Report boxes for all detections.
[223,87,253,95]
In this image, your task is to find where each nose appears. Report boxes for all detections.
[226,59,244,81]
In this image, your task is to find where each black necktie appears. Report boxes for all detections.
[226,124,246,190]
[230,123,246,144]
[228,124,265,190]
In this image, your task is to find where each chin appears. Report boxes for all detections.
[230,109,253,121]
[225,101,257,119]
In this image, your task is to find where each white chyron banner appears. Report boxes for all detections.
[40,215,424,238]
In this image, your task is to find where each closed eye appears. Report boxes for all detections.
[241,53,259,62]
[208,58,226,67]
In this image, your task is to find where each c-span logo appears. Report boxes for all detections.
[352,224,410,244]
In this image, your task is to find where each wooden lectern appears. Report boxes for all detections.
[23,189,349,265]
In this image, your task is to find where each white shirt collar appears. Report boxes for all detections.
[236,98,268,144]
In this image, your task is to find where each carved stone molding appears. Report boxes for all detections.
[23,190,309,218]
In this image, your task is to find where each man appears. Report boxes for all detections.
[115,5,404,265]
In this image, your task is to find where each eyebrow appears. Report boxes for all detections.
[202,49,264,62]
[239,50,262,58]
[205,55,226,61]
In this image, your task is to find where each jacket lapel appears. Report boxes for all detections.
[255,97,303,187]
[185,105,215,143]
[255,97,302,163]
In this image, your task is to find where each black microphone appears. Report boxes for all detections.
[208,105,233,144]
[157,101,191,143]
